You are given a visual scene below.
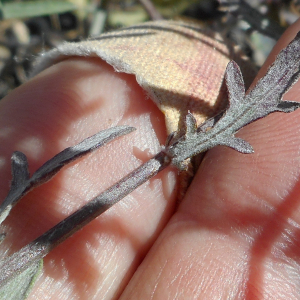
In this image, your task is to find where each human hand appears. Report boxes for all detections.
[1,20,300,300]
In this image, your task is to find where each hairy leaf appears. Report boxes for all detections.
[0,125,135,225]
[167,32,300,168]
[0,259,42,300]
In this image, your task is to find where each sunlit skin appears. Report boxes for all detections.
[0,19,300,300]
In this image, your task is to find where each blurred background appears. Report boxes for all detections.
[0,0,299,99]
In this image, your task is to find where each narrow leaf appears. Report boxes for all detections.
[167,31,300,167]
[0,126,135,225]
[0,151,170,290]
[244,31,300,121]
[0,259,42,300]
[218,137,254,153]
[225,60,245,107]
[30,126,135,184]
[0,152,30,225]
[185,112,197,136]
[10,152,30,190]
[277,100,300,112]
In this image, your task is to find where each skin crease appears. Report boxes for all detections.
[0,19,300,300]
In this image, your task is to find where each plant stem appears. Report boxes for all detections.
[0,151,171,287]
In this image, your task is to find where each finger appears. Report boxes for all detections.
[0,58,177,299]
[121,20,300,299]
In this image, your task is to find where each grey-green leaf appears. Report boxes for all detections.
[218,136,254,153]
[0,259,42,300]
[184,112,197,136]
[167,31,300,167]
[225,60,245,107]
[0,125,135,225]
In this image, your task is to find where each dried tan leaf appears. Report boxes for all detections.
[32,20,257,134]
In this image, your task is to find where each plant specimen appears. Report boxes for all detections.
[1,24,300,300]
